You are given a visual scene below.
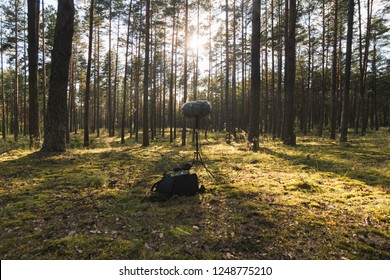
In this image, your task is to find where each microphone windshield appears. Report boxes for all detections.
[181,100,212,118]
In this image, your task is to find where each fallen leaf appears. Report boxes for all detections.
[224,252,236,260]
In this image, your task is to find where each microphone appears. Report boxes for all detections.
[181,100,212,118]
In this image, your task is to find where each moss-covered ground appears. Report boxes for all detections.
[0,130,389,259]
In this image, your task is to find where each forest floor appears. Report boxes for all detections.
[0,129,389,260]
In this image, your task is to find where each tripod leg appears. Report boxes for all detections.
[195,117,199,162]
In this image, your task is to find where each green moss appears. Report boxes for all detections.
[1,130,390,259]
[45,235,144,259]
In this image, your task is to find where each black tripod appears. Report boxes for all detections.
[192,117,216,179]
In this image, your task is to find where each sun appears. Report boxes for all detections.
[189,35,207,52]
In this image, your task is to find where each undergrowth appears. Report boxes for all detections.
[0,130,389,259]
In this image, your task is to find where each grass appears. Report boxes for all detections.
[0,129,389,259]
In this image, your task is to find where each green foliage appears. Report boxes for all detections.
[0,131,389,259]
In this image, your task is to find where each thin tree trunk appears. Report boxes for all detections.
[28,0,41,148]
[1,13,5,139]
[113,17,120,137]
[249,0,260,149]
[151,25,157,141]
[372,33,378,131]
[96,25,100,137]
[41,0,46,131]
[83,0,94,147]
[134,33,141,142]
[108,0,113,136]
[225,0,231,144]
[14,0,19,142]
[23,17,27,137]
[361,0,373,135]
[271,0,276,138]
[319,0,326,137]
[142,0,150,147]
[169,5,176,143]
[240,0,246,131]
[276,0,283,138]
[340,0,354,142]
[232,0,237,139]
[264,0,269,134]
[121,0,133,144]
[162,24,166,137]
[283,0,297,146]
[330,0,338,140]
[182,0,188,146]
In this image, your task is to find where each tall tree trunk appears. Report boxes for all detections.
[41,0,47,131]
[240,0,246,131]
[169,4,176,143]
[182,0,188,146]
[276,0,283,138]
[372,32,378,131]
[41,0,74,152]
[271,0,276,138]
[232,0,237,139]
[68,52,74,136]
[83,0,94,146]
[225,0,231,144]
[361,0,373,135]
[28,0,41,148]
[121,0,133,144]
[134,33,141,142]
[340,0,354,142]
[23,17,27,137]
[151,26,157,141]
[1,13,5,139]
[113,18,120,137]
[108,0,113,136]
[283,0,297,146]
[305,5,312,135]
[142,0,150,147]
[162,24,166,138]
[330,0,338,140]
[319,0,326,137]
[96,25,100,137]
[264,0,269,134]
[248,0,260,149]
[14,0,19,142]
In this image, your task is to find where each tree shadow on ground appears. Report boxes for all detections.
[260,144,389,188]
[1,140,389,259]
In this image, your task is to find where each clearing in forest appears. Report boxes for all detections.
[0,130,389,259]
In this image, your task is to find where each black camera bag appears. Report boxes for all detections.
[151,173,199,196]
[172,173,199,196]
[151,173,173,194]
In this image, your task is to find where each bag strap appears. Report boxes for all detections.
[151,181,159,192]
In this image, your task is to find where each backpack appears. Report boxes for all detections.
[151,173,173,194]
[151,172,202,196]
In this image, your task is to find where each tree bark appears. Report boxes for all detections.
[41,0,47,132]
[182,0,188,146]
[121,0,133,144]
[41,0,74,152]
[14,0,19,142]
[283,0,297,146]
[1,13,5,139]
[142,0,150,147]
[83,0,94,147]
[330,0,338,140]
[340,0,354,142]
[248,0,260,149]
[225,0,231,144]
[169,4,176,143]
